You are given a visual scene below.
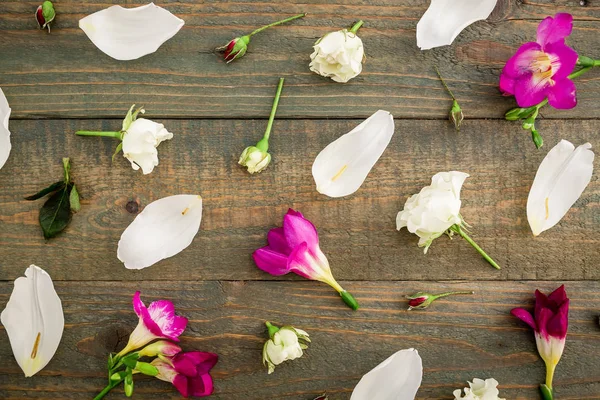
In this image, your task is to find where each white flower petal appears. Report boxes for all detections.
[0,87,12,170]
[416,0,498,50]
[1,265,64,377]
[312,110,395,197]
[79,3,185,61]
[118,195,203,269]
[527,140,594,236]
[351,348,423,400]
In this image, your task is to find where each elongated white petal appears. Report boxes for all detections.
[79,3,185,61]
[417,0,498,50]
[118,195,203,269]
[0,87,12,170]
[312,110,395,197]
[1,265,64,377]
[527,140,594,236]
[351,348,423,400]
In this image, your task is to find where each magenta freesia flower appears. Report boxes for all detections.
[500,13,578,109]
[118,291,188,356]
[152,351,218,398]
[511,285,569,398]
[253,209,359,310]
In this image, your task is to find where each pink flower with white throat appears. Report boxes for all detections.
[118,291,188,356]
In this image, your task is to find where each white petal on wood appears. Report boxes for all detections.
[350,348,423,400]
[527,140,594,236]
[416,0,498,50]
[0,87,12,170]
[312,110,395,198]
[118,195,203,269]
[79,3,185,61]
[1,265,64,377]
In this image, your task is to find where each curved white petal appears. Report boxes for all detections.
[118,195,203,269]
[312,110,395,197]
[0,87,12,170]
[1,265,64,377]
[416,0,498,50]
[527,140,594,236]
[79,3,185,61]
[351,348,423,400]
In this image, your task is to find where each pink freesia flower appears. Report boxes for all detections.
[511,285,569,397]
[500,13,578,109]
[152,351,218,398]
[253,209,359,310]
[118,291,188,356]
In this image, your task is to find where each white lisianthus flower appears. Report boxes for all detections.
[396,171,468,252]
[453,378,506,400]
[262,322,310,374]
[397,171,500,269]
[122,118,173,175]
[309,21,364,83]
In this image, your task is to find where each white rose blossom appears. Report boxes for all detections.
[76,105,173,175]
[453,378,506,400]
[262,322,310,374]
[309,21,364,83]
[397,171,500,269]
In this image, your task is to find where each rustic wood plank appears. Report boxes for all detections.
[0,280,598,399]
[0,119,598,281]
[1,1,600,119]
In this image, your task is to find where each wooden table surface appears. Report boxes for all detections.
[1,1,599,399]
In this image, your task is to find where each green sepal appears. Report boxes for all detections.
[122,105,135,132]
[265,321,280,338]
[135,361,158,377]
[540,384,553,400]
[24,181,64,200]
[110,371,127,383]
[112,142,123,162]
[124,369,134,397]
[39,183,73,239]
[69,184,81,212]
[121,353,140,369]
[340,290,360,310]
[42,1,56,23]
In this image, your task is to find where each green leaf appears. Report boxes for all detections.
[39,184,72,239]
[25,181,64,201]
[112,142,123,162]
[69,184,81,212]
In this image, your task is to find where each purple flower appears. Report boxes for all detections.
[500,13,578,109]
[253,209,359,310]
[511,285,569,395]
[118,291,188,356]
[152,351,218,398]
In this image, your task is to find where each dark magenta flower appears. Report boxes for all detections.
[118,291,188,356]
[500,13,578,109]
[511,285,569,398]
[253,209,359,310]
[152,351,218,397]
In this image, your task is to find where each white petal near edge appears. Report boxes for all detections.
[312,110,395,198]
[0,87,12,170]
[416,0,498,50]
[351,348,423,400]
[527,140,594,236]
[79,3,185,61]
[1,265,64,377]
[118,195,203,269]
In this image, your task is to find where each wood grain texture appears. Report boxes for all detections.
[0,119,597,281]
[1,1,600,119]
[0,280,598,400]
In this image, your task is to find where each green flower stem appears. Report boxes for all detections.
[249,14,306,37]
[349,20,364,34]
[434,66,456,101]
[431,291,474,301]
[93,378,124,400]
[76,130,122,139]
[256,78,285,152]
[450,224,500,270]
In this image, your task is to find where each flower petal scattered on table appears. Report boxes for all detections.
[0,87,12,170]
[417,0,498,50]
[1,265,64,377]
[118,195,203,269]
[79,3,185,61]
[350,348,423,400]
[527,140,594,236]
[312,110,395,198]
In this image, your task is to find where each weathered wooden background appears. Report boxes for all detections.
[1,1,599,399]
